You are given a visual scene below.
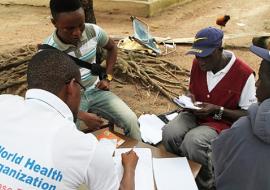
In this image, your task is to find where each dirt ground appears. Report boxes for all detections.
[0,0,269,116]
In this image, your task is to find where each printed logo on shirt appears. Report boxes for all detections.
[0,145,63,190]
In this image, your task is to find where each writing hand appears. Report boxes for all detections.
[122,150,138,171]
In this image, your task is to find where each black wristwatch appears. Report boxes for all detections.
[213,106,224,120]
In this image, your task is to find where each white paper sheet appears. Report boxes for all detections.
[153,157,198,190]
[138,114,165,144]
[173,95,201,110]
[114,148,154,190]
[165,112,178,121]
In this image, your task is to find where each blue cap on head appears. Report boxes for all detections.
[250,45,270,62]
[186,27,224,57]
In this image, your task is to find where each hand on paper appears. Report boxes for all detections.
[193,102,219,118]
[122,150,139,171]
[184,91,196,103]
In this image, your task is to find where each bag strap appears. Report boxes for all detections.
[37,44,93,70]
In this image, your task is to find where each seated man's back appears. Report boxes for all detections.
[212,45,270,190]
[0,49,138,190]
[0,92,119,189]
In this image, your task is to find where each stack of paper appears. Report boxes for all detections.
[114,148,154,190]
[153,157,198,190]
[173,95,201,110]
[114,148,198,190]
[138,114,165,144]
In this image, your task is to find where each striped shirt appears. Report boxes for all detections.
[43,23,109,86]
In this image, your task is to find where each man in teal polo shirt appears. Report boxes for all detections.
[43,0,141,140]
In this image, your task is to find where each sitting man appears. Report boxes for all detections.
[212,45,270,190]
[43,0,141,140]
[0,49,138,189]
[162,27,256,189]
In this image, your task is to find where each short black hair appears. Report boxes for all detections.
[50,0,82,19]
[27,49,80,95]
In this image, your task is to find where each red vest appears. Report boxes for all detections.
[189,58,253,133]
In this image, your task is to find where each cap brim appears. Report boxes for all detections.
[186,47,216,57]
[250,45,270,62]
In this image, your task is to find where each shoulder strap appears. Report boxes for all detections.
[37,44,93,70]
[37,44,107,80]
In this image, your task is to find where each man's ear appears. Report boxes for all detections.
[51,18,56,27]
[66,79,76,96]
[60,79,76,104]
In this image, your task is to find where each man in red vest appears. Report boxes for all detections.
[162,27,257,189]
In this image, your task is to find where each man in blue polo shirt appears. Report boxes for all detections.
[43,0,141,140]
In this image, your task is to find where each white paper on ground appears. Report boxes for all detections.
[138,114,165,144]
[165,112,178,121]
[173,95,201,110]
[113,148,154,190]
[153,157,198,190]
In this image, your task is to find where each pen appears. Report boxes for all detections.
[128,146,136,154]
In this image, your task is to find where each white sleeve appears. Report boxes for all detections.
[238,74,257,110]
[85,142,120,190]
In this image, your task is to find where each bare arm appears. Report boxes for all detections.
[96,38,117,90]
[77,111,104,131]
[119,150,138,190]
[193,103,247,123]
[185,91,248,122]
[103,37,117,75]
[217,106,247,123]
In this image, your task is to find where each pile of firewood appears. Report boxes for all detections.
[115,49,189,100]
[0,45,36,95]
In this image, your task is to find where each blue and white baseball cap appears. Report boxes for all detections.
[186,27,223,57]
[250,45,270,62]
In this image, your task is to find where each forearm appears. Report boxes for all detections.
[214,106,247,123]
[105,39,117,75]
[77,110,87,121]
[119,168,136,190]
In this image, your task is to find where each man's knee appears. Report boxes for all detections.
[162,126,184,154]
[116,110,141,140]
[162,124,184,143]
[181,131,200,153]
[181,131,211,165]
[117,109,138,128]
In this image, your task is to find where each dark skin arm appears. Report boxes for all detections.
[79,40,117,129]
[119,150,138,190]
[96,38,117,90]
[77,111,104,131]
[185,91,247,123]
[193,102,247,123]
